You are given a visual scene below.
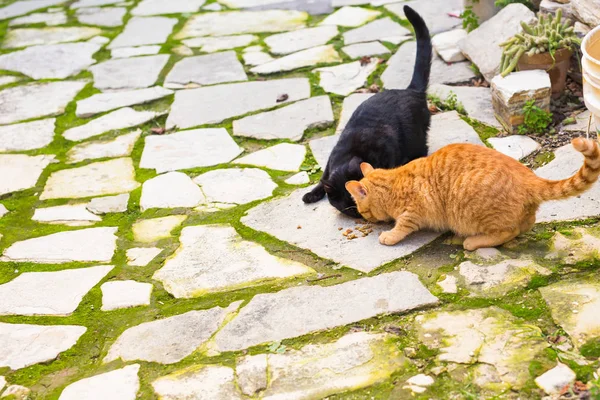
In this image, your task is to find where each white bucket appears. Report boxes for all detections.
[582,25,600,133]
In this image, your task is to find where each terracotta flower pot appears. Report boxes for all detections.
[517,48,573,97]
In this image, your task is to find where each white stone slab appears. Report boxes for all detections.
[0,43,99,80]
[66,107,162,141]
[0,265,114,315]
[104,302,241,364]
[0,323,86,370]
[76,7,126,27]
[126,247,162,267]
[152,365,242,400]
[0,76,21,86]
[251,44,341,75]
[132,0,205,15]
[108,16,177,49]
[242,187,441,272]
[535,363,577,395]
[101,281,152,310]
[88,36,110,45]
[342,41,390,58]
[336,93,374,134]
[182,34,257,52]
[154,225,314,298]
[66,131,141,163]
[41,158,139,200]
[140,172,205,211]
[0,81,86,125]
[0,119,55,152]
[309,133,339,169]
[242,51,274,66]
[0,154,54,196]
[164,52,247,88]
[0,205,7,218]
[285,171,309,185]
[140,128,242,173]
[32,204,102,226]
[233,96,333,141]
[0,0,65,20]
[429,83,500,128]
[87,194,129,214]
[343,17,410,45]
[563,110,596,133]
[111,45,161,58]
[91,55,169,91]
[385,0,462,34]
[10,11,67,26]
[491,70,551,104]
[265,26,338,55]
[203,2,222,10]
[214,272,437,351]
[488,136,541,160]
[59,365,140,400]
[193,168,277,205]
[175,10,307,39]
[3,27,102,48]
[314,59,379,96]
[321,6,380,27]
[71,0,122,8]
[536,144,600,222]
[427,111,485,154]
[133,215,187,243]
[431,28,467,63]
[76,86,173,118]
[234,143,305,172]
[166,78,310,128]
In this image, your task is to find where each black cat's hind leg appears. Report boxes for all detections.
[302,182,326,203]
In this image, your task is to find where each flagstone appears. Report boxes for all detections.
[343,17,410,45]
[175,10,307,39]
[32,204,102,226]
[0,43,100,80]
[563,110,596,132]
[132,0,205,16]
[234,143,306,172]
[152,365,243,400]
[342,41,390,58]
[0,81,86,125]
[285,171,310,185]
[0,205,7,218]
[126,247,162,267]
[66,107,162,141]
[385,0,462,34]
[76,86,173,118]
[101,281,153,310]
[321,6,380,27]
[132,215,187,243]
[250,45,341,74]
[166,78,310,128]
[59,365,140,400]
[193,168,277,205]
[0,265,114,315]
[0,0,66,20]
[309,133,339,168]
[0,76,20,86]
[203,2,222,10]
[66,131,141,163]
[0,119,55,152]
[111,45,161,58]
[182,34,257,52]
[88,36,110,45]
[488,136,541,160]
[233,96,333,141]
[0,376,5,392]
[1,385,30,399]
[431,28,467,63]
[265,26,338,55]
[164,52,247,88]
[71,0,122,8]
[0,154,55,196]
[108,16,177,49]
[427,111,485,154]
[87,193,129,214]
[429,84,500,128]
[77,7,125,27]
[140,172,206,211]
[90,55,169,91]
[10,11,67,26]
[172,45,194,56]
[337,92,375,133]
[3,27,102,48]
[104,302,242,364]
[242,50,274,66]
[140,128,242,173]
[314,59,379,96]
[0,323,86,370]
[214,272,437,351]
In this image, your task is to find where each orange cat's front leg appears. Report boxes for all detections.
[379,213,420,246]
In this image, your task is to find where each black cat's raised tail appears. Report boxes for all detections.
[404,5,432,93]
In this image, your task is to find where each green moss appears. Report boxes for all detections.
[461,116,499,146]
[532,151,555,168]
[581,338,600,358]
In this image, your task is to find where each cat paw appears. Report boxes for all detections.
[379,231,401,246]
[302,191,324,204]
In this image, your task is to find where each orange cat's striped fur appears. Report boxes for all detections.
[346,138,600,251]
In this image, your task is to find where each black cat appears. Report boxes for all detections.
[302,5,432,218]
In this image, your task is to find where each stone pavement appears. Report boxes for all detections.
[0,0,599,399]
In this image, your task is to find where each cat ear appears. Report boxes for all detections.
[345,181,367,199]
[360,163,374,176]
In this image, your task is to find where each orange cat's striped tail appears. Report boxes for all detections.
[534,138,600,202]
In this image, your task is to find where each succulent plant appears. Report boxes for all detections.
[499,9,581,77]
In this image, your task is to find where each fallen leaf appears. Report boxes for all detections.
[276,93,289,102]
[360,56,371,66]
[151,127,166,135]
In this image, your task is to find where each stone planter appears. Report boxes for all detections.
[517,48,573,97]
[582,24,600,133]
[463,0,500,23]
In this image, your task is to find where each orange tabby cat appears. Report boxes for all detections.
[345,138,600,250]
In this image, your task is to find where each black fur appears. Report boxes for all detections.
[302,5,433,217]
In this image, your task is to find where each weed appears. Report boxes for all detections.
[428,92,467,115]
[495,0,534,9]
[518,100,553,135]
[460,7,479,33]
